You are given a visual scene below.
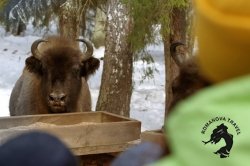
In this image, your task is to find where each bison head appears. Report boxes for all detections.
[170,42,210,110]
[25,36,100,113]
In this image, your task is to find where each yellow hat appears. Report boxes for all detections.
[195,0,250,83]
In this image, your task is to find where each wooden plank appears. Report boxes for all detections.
[72,140,140,156]
[0,111,139,128]
[41,121,141,148]
[0,111,141,155]
[0,112,103,128]
[141,130,166,147]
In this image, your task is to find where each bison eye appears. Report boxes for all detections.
[72,68,80,77]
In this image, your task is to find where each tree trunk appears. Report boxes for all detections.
[164,37,174,119]
[186,2,195,56]
[96,0,132,117]
[164,7,187,119]
[59,0,87,39]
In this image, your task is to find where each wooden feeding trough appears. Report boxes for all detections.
[0,111,141,155]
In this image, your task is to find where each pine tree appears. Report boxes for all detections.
[96,0,190,118]
[120,0,189,119]
[0,0,8,9]
[0,0,67,35]
[0,0,103,37]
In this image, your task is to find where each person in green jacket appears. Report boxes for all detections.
[155,0,250,165]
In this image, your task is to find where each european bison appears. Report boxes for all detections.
[170,42,210,110]
[9,36,100,116]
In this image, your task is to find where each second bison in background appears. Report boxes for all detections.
[9,36,100,116]
[169,42,210,110]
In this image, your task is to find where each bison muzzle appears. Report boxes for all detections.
[9,36,100,116]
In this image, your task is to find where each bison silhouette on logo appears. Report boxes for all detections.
[202,123,233,158]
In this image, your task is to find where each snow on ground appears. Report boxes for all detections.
[0,26,165,131]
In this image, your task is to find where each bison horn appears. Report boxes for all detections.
[170,42,185,66]
[31,39,48,60]
[76,38,94,61]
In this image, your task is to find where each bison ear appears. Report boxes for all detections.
[81,57,100,79]
[25,56,43,75]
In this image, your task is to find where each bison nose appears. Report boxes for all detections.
[49,93,67,102]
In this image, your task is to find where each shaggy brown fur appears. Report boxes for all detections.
[169,42,210,110]
[9,36,100,116]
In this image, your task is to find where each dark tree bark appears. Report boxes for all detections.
[96,0,133,117]
[164,7,188,119]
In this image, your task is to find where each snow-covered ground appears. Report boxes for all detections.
[0,26,165,131]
